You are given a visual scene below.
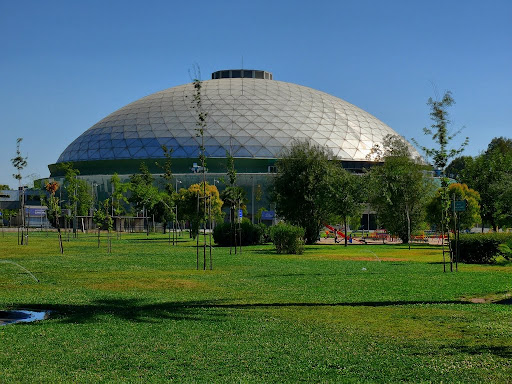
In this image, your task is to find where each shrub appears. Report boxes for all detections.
[452,233,512,264]
[213,219,268,246]
[270,223,305,254]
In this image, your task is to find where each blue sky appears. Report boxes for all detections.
[1,0,511,186]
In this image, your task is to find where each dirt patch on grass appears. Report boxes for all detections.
[88,278,205,291]
[462,292,512,304]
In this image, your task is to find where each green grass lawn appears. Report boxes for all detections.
[0,230,511,382]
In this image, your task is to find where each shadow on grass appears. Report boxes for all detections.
[10,298,474,325]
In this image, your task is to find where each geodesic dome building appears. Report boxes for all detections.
[49,69,419,220]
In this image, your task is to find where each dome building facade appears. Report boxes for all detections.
[49,69,419,221]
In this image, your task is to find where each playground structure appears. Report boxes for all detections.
[323,225,449,245]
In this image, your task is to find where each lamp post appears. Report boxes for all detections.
[175,179,182,242]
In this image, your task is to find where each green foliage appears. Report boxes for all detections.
[110,173,129,216]
[61,163,93,217]
[93,199,113,231]
[44,181,61,227]
[191,71,207,174]
[368,135,434,243]
[0,208,17,225]
[445,155,473,181]
[415,91,468,171]
[0,184,10,190]
[11,137,27,185]
[177,182,223,238]
[225,150,237,187]
[329,167,365,244]
[452,233,512,264]
[213,219,267,246]
[152,191,174,225]
[270,222,305,254]
[460,137,512,230]
[271,141,339,244]
[413,91,468,235]
[426,183,480,231]
[129,162,160,215]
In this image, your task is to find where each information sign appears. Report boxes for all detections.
[451,200,467,212]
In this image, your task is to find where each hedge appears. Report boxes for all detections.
[213,220,268,246]
[270,223,305,255]
[451,233,512,264]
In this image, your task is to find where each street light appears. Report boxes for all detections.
[174,180,182,241]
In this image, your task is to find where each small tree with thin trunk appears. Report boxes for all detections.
[45,181,63,253]
[11,138,28,245]
[414,91,468,271]
[190,66,210,269]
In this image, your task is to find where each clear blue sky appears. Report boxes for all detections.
[1,0,511,187]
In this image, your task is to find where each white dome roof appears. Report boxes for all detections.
[57,77,418,163]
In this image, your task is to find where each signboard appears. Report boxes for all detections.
[261,210,275,220]
[238,209,243,219]
[25,207,47,217]
[451,200,467,212]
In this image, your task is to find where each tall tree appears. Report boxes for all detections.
[11,138,28,244]
[271,141,336,244]
[45,181,63,253]
[330,167,365,246]
[461,137,512,230]
[129,162,160,235]
[191,69,209,269]
[155,145,177,236]
[110,173,129,234]
[61,163,93,236]
[414,91,467,268]
[368,135,433,244]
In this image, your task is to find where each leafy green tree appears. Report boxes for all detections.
[177,182,223,239]
[152,191,175,233]
[11,138,28,244]
[60,163,93,234]
[445,156,474,181]
[461,137,512,230]
[45,181,63,253]
[11,138,27,187]
[110,173,129,217]
[330,167,365,246]
[413,91,468,267]
[93,199,114,249]
[426,183,481,231]
[271,141,336,244]
[129,163,160,233]
[368,135,433,244]
[155,146,176,233]
[0,185,10,190]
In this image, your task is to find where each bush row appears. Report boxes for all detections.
[213,220,268,246]
[451,233,512,264]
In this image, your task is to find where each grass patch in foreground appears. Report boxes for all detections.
[0,232,511,382]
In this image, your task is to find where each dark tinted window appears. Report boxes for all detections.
[255,71,264,79]
[243,70,253,78]
[221,71,230,78]
[231,70,241,78]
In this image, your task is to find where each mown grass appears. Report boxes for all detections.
[0,231,511,382]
